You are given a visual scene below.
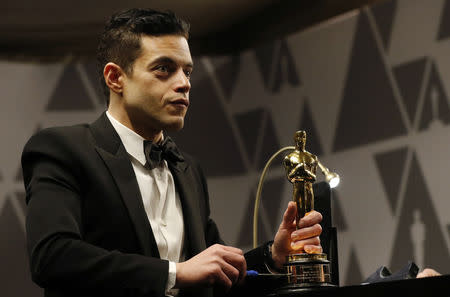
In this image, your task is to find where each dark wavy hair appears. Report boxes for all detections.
[97,8,190,105]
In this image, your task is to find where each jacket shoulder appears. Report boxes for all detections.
[21,123,96,183]
[23,124,92,153]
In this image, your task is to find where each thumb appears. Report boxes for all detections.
[281,201,297,229]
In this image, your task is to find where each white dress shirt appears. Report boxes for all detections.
[106,111,184,296]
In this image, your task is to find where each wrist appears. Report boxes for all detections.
[264,242,284,272]
[174,262,184,288]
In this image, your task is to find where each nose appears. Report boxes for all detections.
[174,69,191,94]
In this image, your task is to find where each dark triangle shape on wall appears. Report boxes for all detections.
[46,64,95,111]
[374,147,408,215]
[257,110,281,170]
[393,57,428,125]
[169,62,246,177]
[235,109,265,166]
[370,0,397,50]
[333,12,406,152]
[0,198,42,297]
[211,55,240,101]
[389,153,450,273]
[418,62,450,131]
[81,60,106,106]
[437,0,450,40]
[330,190,348,231]
[271,40,301,93]
[299,100,323,156]
[344,247,364,286]
[253,40,276,91]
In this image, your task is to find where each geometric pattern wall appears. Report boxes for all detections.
[1,0,449,294]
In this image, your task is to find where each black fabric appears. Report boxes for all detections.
[313,182,331,256]
[143,136,184,169]
[21,112,266,297]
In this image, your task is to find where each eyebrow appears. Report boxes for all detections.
[149,56,194,69]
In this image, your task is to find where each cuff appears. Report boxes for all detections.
[166,261,177,292]
[264,241,285,273]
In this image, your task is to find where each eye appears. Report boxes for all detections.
[156,65,168,73]
[184,69,192,79]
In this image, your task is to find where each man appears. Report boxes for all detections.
[22,8,323,297]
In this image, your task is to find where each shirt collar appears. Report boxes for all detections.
[106,111,149,166]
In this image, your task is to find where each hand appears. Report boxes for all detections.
[417,268,441,278]
[175,244,247,290]
[271,202,323,269]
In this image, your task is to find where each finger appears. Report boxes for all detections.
[236,257,247,285]
[221,245,244,255]
[235,254,247,285]
[304,244,323,254]
[291,224,322,241]
[281,201,297,228]
[239,260,247,284]
[297,210,322,229]
[210,245,246,283]
[417,268,440,278]
[213,265,233,289]
[222,250,246,281]
[291,236,320,251]
[220,261,241,286]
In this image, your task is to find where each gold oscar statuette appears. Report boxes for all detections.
[278,130,334,294]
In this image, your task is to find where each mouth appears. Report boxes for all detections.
[169,98,189,108]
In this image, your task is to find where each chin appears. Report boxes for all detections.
[163,119,185,132]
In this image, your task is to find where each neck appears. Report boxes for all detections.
[107,107,163,142]
[133,126,163,143]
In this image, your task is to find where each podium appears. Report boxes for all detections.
[242,274,450,297]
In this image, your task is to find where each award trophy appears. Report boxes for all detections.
[253,130,339,295]
[278,130,334,294]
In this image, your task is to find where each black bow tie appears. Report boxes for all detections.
[143,136,184,169]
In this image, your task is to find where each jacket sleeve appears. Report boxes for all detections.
[189,155,269,269]
[22,129,168,297]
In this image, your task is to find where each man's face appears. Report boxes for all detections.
[121,34,193,134]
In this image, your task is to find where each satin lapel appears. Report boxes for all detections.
[169,162,206,257]
[90,113,159,258]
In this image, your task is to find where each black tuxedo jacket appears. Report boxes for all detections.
[22,113,267,297]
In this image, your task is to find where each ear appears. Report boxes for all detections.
[104,63,125,95]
